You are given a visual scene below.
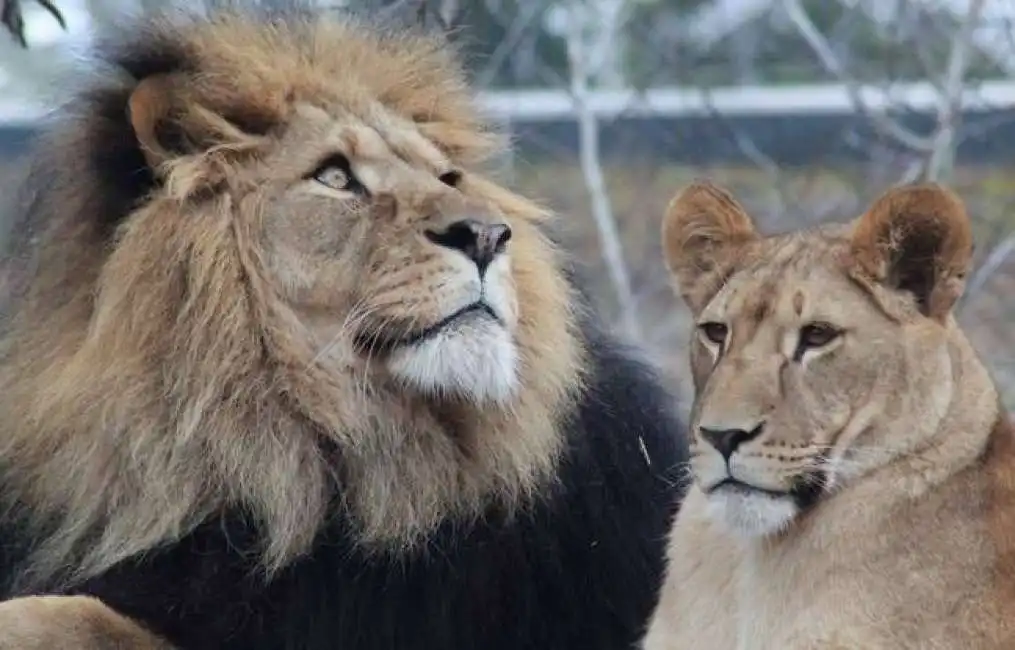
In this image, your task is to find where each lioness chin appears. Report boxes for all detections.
[642,180,1015,649]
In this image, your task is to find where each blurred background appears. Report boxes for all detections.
[1,0,1014,413]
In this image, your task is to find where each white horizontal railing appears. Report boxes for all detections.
[3,80,1015,128]
[475,81,1015,122]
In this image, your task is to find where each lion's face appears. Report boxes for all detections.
[253,104,522,404]
[109,18,580,413]
[662,181,974,539]
[0,15,586,579]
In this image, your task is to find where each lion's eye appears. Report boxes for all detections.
[307,154,362,193]
[698,321,728,346]
[317,166,350,190]
[798,323,841,350]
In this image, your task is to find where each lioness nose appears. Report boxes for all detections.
[699,423,764,460]
[426,219,512,275]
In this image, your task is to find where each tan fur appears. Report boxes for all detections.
[0,596,172,650]
[643,180,1015,649]
[0,11,585,591]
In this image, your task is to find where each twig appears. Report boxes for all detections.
[925,0,986,182]
[563,0,641,341]
[474,0,547,89]
[1,0,65,48]
[782,0,933,153]
[965,232,1015,303]
[695,84,797,223]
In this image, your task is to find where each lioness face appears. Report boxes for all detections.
[662,182,973,538]
[686,235,913,537]
[255,104,523,404]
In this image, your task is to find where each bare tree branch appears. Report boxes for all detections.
[480,0,564,86]
[562,0,640,341]
[697,85,791,219]
[474,0,548,89]
[925,0,986,182]
[782,0,933,153]
[1,0,65,47]
[966,233,1015,301]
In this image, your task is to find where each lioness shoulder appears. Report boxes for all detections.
[643,180,1015,649]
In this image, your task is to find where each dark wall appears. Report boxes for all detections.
[501,109,1015,167]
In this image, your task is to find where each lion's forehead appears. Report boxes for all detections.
[158,16,496,167]
[317,114,448,174]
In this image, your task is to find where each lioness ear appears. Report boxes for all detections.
[850,183,973,321]
[662,180,758,312]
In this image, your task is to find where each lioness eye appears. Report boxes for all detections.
[698,322,728,346]
[798,323,840,349]
[307,154,361,193]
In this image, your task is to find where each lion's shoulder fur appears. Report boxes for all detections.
[644,180,1015,649]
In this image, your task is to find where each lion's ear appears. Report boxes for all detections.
[850,183,973,321]
[127,74,273,176]
[127,74,179,170]
[662,180,758,312]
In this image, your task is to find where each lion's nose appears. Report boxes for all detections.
[699,423,764,461]
[426,219,512,275]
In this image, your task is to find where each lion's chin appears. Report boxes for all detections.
[385,319,519,405]
[703,483,799,539]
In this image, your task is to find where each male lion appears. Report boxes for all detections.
[641,179,1015,649]
[0,8,690,650]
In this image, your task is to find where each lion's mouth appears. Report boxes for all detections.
[354,301,502,354]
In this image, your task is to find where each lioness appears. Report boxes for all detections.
[643,180,1015,649]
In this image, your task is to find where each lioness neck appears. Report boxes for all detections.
[782,323,1000,540]
[871,323,999,501]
